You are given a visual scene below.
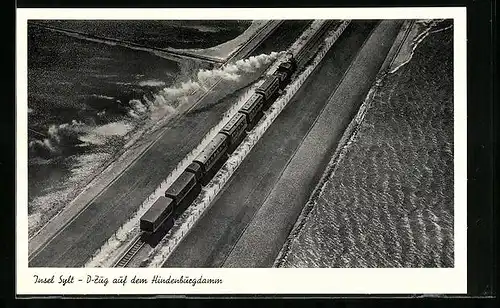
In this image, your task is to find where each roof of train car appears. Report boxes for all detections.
[224,112,246,128]
[241,93,263,111]
[222,113,246,133]
[257,75,280,92]
[165,171,197,197]
[187,161,202,173]
[194,133,228,164]
[141,196,174,222]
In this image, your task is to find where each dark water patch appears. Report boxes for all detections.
[28,158,71,206]
[32,20,252,50]
[27,25,182,158]
[26,20,258,238]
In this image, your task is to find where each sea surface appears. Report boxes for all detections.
[278,20,454,268]
[34,20,251,49]
[27,21,251,233]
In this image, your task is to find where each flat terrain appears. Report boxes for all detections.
[163,21,383,267]
[29,21,310,267]
[279,21,454,268]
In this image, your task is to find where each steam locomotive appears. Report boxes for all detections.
[140,54,298,234]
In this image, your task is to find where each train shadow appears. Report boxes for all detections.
[199,157,229,186]
[227,133,247,154]
[174,184,202,217]
[136,217,175,268]
[140,216,175,248]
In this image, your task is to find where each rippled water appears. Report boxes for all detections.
[35,20,251,49]
[279,20,454,268]
[27,21,250,235]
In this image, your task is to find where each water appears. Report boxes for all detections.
[34,20,251,49]
[27,21,251,234]
[278,20,454,268]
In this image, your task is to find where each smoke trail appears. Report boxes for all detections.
[129,99,147,114]
[197,51,283,88]
[79,122,134,146]
[29,120,134,159]
[29,120,88,157]
[30,52,282,160]
[159,80,203,102]
[127,51,283,116]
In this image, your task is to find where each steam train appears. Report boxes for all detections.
[140,54,298,234]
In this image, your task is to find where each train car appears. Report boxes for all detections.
[140,196,175,233]
[220,113,248,154]
[193,133,229,185]
[165,171,201,215]
[186,162,203,182]
[239,93,264,127]
[255,75,281,109]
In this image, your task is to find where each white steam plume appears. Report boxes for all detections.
[29,119,134,157]
[127,51,284,115]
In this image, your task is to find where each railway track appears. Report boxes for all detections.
[295,20,335,65]
[110,21,332,268]
[184,20,286,106]
[161,20,354,268]
[28,20,289,264]
[224,20,286,64]
[113,237,144,267]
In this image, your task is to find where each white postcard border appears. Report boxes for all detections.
[16,7,467,295]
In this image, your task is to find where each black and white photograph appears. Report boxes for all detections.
[16,8,468,295]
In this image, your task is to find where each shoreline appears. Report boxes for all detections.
[274,19,415,267]
[277,20,454,268]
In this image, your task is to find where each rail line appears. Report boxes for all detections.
[28,20,286,262]
[183,20,285,112]
[224,20,286,64]
[113,236,144,267]
[146,21,350,268]
[295,20,335,65]
[108,20,335,268]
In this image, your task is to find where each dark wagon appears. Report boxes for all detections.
[193,133,229,185]
[255,75,281,108]
[239,93,264,128]
[165,171,201,215]
[186,161,203,182]
[220,113,248,154]
[140,196,175,233]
